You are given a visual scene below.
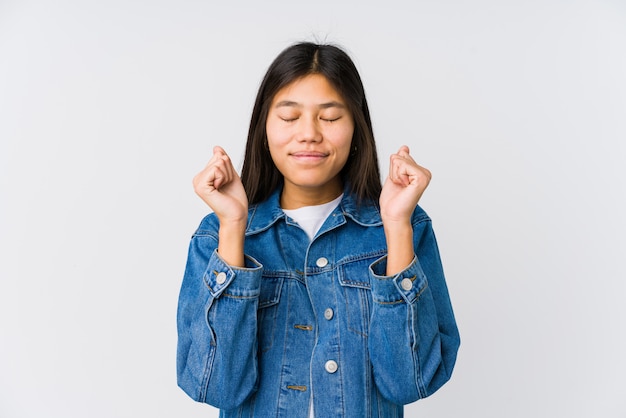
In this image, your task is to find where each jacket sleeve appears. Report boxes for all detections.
[368,211,460,405]
[176,215,263,410]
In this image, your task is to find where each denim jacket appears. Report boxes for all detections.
[177,187,460,417]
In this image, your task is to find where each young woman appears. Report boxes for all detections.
[177,42,460,418]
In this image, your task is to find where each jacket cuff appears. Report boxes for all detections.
[203,250,262,298]
[369,256,428,304]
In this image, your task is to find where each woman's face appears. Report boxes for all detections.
[266,73,354,208]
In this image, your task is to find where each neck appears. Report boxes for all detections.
[280,181,343,209]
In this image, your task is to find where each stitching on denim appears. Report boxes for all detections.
[261,270,296,278]
[244,205,284,236]
[413,282,428,300]
[203,270,223,293]
[335,316,346,417]
[276,282,292,407]
[340,278,371,288]
[411,214,431,227]
[222,292,258,300]
[410,303,427,399]
[338,260,373,289]
[345,286,369,337]
[376,299,404,305]
[259,303,277,353]
[364,335,372,417]
[376,388,384,417]
[339,250,386,265]
[199,318,217,403]
[259,277,283,308]
[192,230,219,239]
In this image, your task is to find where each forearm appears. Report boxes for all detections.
[383,219,414,276]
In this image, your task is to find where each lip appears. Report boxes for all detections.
[289,151,329,161]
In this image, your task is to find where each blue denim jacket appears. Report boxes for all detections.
[177,187,460,417]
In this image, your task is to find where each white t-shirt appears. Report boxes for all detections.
[282,194,343,241]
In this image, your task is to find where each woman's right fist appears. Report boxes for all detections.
[193,146,249,224]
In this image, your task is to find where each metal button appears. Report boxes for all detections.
[400,278,413,291]
[324,308,334,320]
[316,257,329,268]
[216,272,227,284]
[325,360,338,374]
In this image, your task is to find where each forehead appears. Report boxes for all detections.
[271,74,345,106]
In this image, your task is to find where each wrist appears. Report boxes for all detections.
[219,218,247,232]
[382,217,412,233]
[217,221,246,267]
[383,220,414,276]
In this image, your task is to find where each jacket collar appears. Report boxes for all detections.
[245,184,382,236]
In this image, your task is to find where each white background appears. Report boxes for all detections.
[1,0,625,417]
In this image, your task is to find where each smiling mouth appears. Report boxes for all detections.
[290,151,329,160]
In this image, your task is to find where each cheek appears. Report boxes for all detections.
[265,120,289,146]
[336,125,355,153]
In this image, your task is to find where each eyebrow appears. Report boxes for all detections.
[274,100,346,109]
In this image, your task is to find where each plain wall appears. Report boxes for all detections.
[1,0,625,417]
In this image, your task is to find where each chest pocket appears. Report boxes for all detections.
[338,258,374,337]
[257,275,283,353]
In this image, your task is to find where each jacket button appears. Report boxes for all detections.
[216,272,227,284]
[316,257,329,267]
[325,360,338,374]
[324,308,334,320]
[400,278,413,291]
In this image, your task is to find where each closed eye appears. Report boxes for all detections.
[321,117,341,122]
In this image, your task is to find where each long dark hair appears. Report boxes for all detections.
[241,42,381,205]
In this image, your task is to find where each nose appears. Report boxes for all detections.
[297,117,322,143]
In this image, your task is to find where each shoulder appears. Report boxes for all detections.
[246,193,285,235]
[193,212,220,237]
[341,195,431,228]
[411,205,432,226]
